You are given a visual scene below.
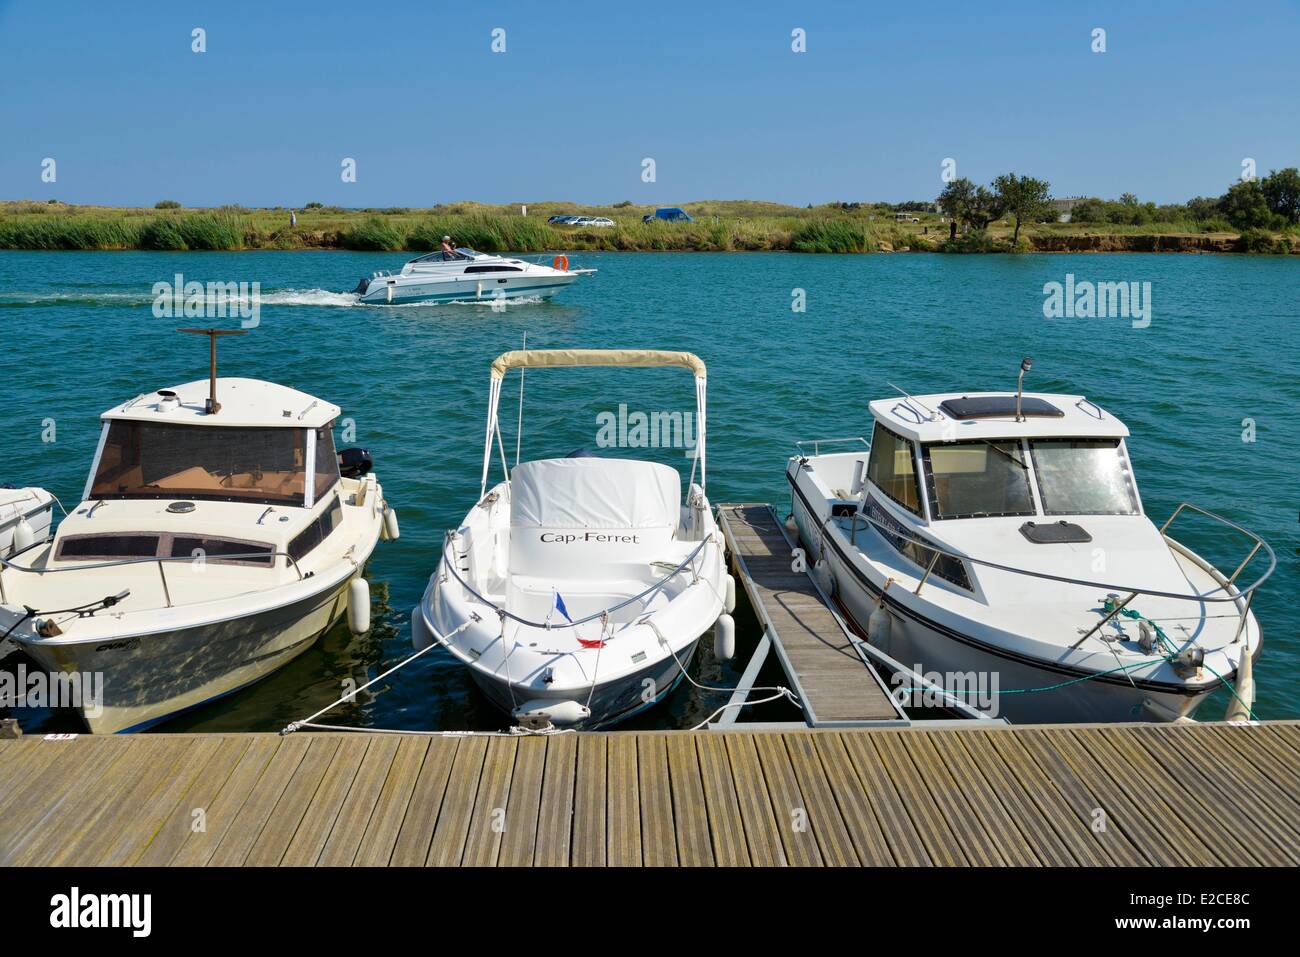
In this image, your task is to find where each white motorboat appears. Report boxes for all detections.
[353,247,595,305]
[787,363,1271,724]
[0,335,399,732]
[0,487,55,560]
[413,349,734,730]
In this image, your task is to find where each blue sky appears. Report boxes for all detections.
[2,0,1297,207]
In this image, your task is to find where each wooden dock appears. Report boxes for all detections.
[717,504,904,724]
[2,722,1298,866]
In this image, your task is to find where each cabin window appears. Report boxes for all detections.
[56,532,274,566]
[866,422,922,516]
[464,265,521,273]
[312,427,341,501]
[862,495,972,591]
[1029,439,1139,516]
[922,441,1035,519]
[57,534,162,561]
[169,536,276,567]
[89,422,308,506]
[288,496,343,562]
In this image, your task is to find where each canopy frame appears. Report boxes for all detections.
[480,349,708,499]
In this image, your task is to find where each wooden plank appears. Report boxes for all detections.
[1109,727,1294,865]
[533,734,576,867]
[279,736,369,866]
[461,736,518,866]
[904,733,1034,868]
[752,731,821,865]
[498,736,546,867]
[722,733,786,866]
[944,730,1078,866]
[0,740,66,812]
[996,728,1145,866]
[782,733,860,865]
[425,735,487,867]
[317,735,401,866]
[1193,728,1300,839]
[637,735,677,866]
[869,731,967,865]
[388,737,459,867]
[573,734,609,866]
[12,737,186,867]
[836,731,930,865]
[44,737,197,867]
[695,733,751,866]
[169,736,279,866]
[244,737,342,866]
[606,735,643,866]
[207,735,312,866]
[353,735,430,866]
[665,735,714,866]
[135,737,254,866]
[99,736,228,867]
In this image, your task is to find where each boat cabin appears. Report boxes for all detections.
[51,378,350,573]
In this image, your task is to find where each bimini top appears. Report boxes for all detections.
[870,391,1129,443]
[103,378,341,429]
[490,349,706,380]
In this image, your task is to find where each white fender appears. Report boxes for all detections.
[724,573,737,614]
[713,613,736,662]
[382,505,400,541]
[410,604,433,651]
[784,513,799,537]
[12,517,36,553]
[513,699,590,730]
[347,577,371,634]
[1224,644,1255,723]
[867,603,893,650]
[813,558,835,597]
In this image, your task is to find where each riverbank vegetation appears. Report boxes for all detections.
[3,176,1298,254]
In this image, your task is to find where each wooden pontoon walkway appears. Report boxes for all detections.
[2,722,1298,866]
[717,504,902,724]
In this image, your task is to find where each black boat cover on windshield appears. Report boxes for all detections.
[940,395,1065,419]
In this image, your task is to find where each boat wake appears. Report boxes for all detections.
[0,288,551,309]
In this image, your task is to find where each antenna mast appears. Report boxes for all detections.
[178,328,248,414]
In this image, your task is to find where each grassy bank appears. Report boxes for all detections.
[2,200,1297,254]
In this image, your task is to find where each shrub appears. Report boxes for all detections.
[154,200,182,209]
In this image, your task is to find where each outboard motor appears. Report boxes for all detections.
[338,447,373,479]
[353,277,371,296]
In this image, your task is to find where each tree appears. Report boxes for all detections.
[1219,180,1273,230]
[1261,167,1300,224]
[937,178,1004,237]
[992,173,1052,245]
[1119,192,1139,206]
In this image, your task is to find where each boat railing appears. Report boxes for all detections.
[840,501,1275,644]
[0,548,307,609]
[794,436,870,457]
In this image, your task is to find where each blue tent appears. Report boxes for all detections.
[642,207,694,223]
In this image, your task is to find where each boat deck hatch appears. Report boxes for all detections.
[1019,520,1092,544]
[940,396,1064,419]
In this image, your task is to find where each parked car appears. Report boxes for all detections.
[587,217,615,227]
[642,207,694,223]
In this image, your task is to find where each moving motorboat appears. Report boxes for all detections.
[0,487,54,561]
[352,247,595,305]
[0,331,399,732]
[787,361,1271,724]
[413,349,734,730]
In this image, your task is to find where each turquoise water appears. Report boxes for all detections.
[1,250,1296,730]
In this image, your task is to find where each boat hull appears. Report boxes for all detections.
[357,273,577,305]
[792,497,1222,724]
[466,637,702,729]
[19,568,363,734]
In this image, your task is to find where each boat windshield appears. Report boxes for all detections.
[1029,438,1139,516]
[89,421,310,505]
[922,441,1035,519]
[410,247,479,264]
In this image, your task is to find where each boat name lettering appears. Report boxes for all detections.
[539,532,641,545]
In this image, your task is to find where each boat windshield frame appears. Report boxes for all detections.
[409,247,481,264]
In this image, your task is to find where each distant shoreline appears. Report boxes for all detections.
[2,201,1296,255]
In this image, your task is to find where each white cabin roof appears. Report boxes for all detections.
[103,378,340,429]
[869,391,1129,443]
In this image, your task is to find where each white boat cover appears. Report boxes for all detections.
[0,487,55,558]
[511,458,680,530]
